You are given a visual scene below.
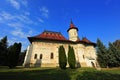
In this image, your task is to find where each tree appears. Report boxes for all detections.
[0,36,8,65]
[8,43,22,68]
[113,40,120,50]
[107,41,120,67]
[18,49,26,66]
[97,39,108,68]
[107,43,119,67]
[113,40,120,66]
[68,45,76,69]
[58,45,67,69]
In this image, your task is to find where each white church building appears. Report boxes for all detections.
[23,21,98,68]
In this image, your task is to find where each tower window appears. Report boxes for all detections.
[50,53,54,59]
[34,54,37,59]
[40,54,43,59]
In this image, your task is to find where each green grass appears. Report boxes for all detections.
[0,67,120,80]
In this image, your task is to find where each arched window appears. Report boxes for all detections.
[50,53,54,59]
[34,54,37,59]
[40,54,43,59]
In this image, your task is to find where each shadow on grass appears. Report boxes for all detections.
[76,71,120,80]
[0,68,71,80]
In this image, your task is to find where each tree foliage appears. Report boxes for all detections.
[97,39,120,68]
[107,42,120,67]
[0,36,8,65]
[18,50,27,66]
[68,45,76,69]
[8,43,22,68]
[58,45,67,69]
[97,39,108,68]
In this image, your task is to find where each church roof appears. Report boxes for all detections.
[67,21,78,32]
[28,30,68,42]
[28,31,96,46]
[82,37,94,44]
[76,37,96,46]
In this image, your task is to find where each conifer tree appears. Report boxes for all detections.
[68,46,76,69]
[108,43,118,67]
[0,36,8,65]
[18,50,27,65]
[97,39,108,68]
[113,40,120,66]
[8,43,22,68]
[108,42,120,67]
[58,45,67,69]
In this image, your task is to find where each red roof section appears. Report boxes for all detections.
[76,37,95,44]
[82,37,93,43]
[31,31,67,41]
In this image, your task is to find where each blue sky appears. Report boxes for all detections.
[0,0,120,50]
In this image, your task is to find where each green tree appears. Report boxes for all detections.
[113,40,120,49]
[113,40,120,66]
[97,39,108,68]
[108,43,118,67]
[8,43,22,68]
[58,45,67,69]
[68,45,76,69]
[108,42,120,67]
[0,36,8,65]
[18,49,26,66]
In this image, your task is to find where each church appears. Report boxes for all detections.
[23,21,98,68]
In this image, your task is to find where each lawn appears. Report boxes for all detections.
[0,67,120,80]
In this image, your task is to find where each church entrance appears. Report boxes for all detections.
[91,62,95,68]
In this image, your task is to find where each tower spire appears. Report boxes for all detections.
[67,19,78,32]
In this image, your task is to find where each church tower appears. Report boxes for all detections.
[67,20,78,41]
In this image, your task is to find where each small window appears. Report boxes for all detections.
[34,54,37,59]
[83,55,84,59]
[50,53,54,59]
[40,54,43,59]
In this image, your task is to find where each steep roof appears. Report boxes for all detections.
[28,30,68,42]
[67,21,78,32]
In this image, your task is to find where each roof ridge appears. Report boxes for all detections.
[44,30,61,34]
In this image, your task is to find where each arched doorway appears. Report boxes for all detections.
[91,62,95,68]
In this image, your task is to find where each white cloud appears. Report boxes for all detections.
[0,11,36,39]
[0,11,34,24]
[7,22,33,38]
[7,0,20,10]
[0,11,14,21]
[7,0,28,10]
[7,22,24,29]
[17,15,34,24]
[38,18,44,23]
[11,29,25,38]
[11,28,33,38]
[40,6,49,18]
